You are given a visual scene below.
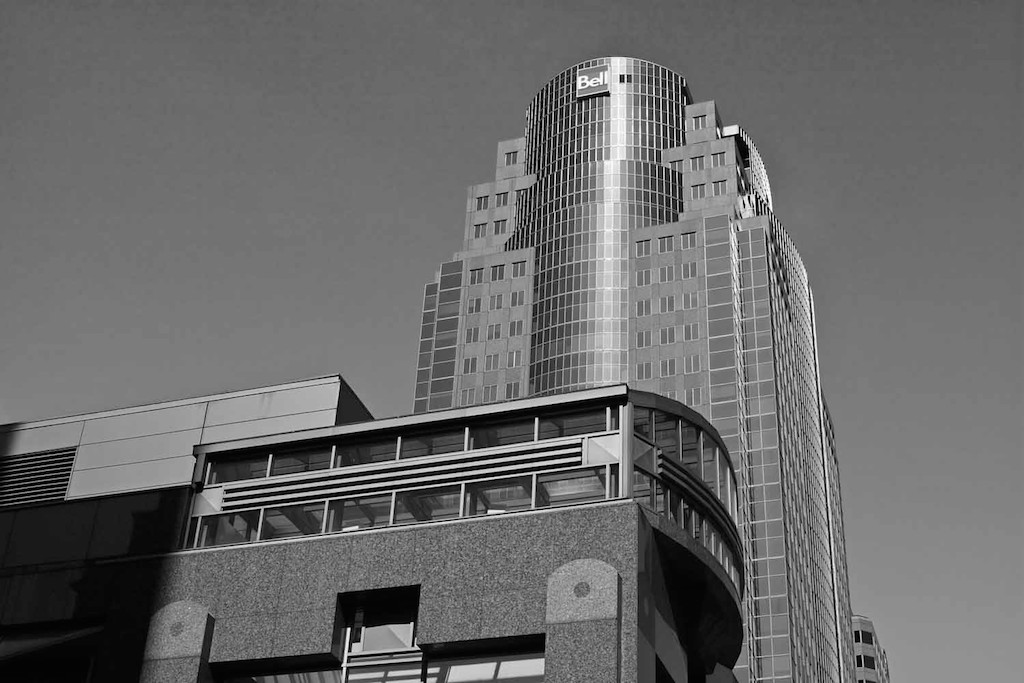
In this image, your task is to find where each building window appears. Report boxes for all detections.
[712,180,727,196]
[685,387,702,405]
[864,655,876,669]
[636,268,652,286]
[460,388,475,405]
[683,323,699,340]
[684,354,701,373]
[636,330,652,348]
[861,631,874,645]
[660,295,675,313]
[618,74,633,83]
[658,235,674,253]
[636,299,651,316]
[429,652,544,683]
[509,319,524,336]
[465,326,480,343]
[689,156,705,171]
[681,261,698,279]
[856,655,862,667]
[511,290,525,306]
[485,353,499,371]
[661,358,677,377]
[469,268,484,284]
[463,357,477,374]
[712,151,726,167]
[692,114,707,129]
[854,631,861,643]
[659,265,675,283]
[490,294,503,310]
[505,382,521,399]
[486,323,502,340]
[483,384,498,402]
[467,298,482,314]
[476,195,489,211]
[512,260,527,277]
[493,219,507,235]
[504,151,518,165]
[680,232,697,249]
[636,362,653,380]
[473,223,487,238]
[495,191,509,207]
[682,292,698,309]
[691,184,706,200]
[665,390,677,400]
[507,350,522,367]
[490,264,505,280]
[660,326,676,345]
[636,239,651,257]
[343,591,418,653]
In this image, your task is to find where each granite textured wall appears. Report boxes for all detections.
[145,501,643,683]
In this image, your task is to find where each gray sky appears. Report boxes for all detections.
[0,0,1019,678]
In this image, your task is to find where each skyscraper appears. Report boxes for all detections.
[413,57,854,683]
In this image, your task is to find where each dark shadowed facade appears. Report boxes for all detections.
[0,380,744,682]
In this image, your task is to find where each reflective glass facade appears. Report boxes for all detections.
[413,57,854,683]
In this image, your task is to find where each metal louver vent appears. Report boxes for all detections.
[0,448,76,508]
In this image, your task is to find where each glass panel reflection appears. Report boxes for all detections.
[260,503,325,540]
[208,453,268,484]
[535,466,608,508]
[337,439,397,466]
[393,486,461,525]
[197,510,260,547]
[538,408,607,439]
[327,495,393,533]
[425,652,545,683]
[400,430,465,459]
[271,445,333,477]
[469,419,534,448]
[464,476,533,516]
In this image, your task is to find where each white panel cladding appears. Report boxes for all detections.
[199,409,337,445]
[202,383,339,428]
[73,429,204,470]
[0,422,84,457]
[80,404,208,445]
[66,456,196,499]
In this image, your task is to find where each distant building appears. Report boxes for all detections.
[412,56,854,682]
[0,379,744,682]
[852,615,890,683]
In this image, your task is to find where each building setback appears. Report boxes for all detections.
[413,56,855,683]
[0,380,746,682]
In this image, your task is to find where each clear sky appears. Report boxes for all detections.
[0,0,1019,678]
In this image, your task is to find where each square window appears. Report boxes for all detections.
[636,299,651,316]
[689,156,705,171]
[660,326,676,345]
[712,180,727,196]
[476,196,489,211]
[467,298,481,314]
[681,261,698,279]
[636,269,652,286]
[485,353,500,371]
[463,357,477,373]
[511,290,525,306]
[490,294,503,310]
[509,319,525,336]
[490,264,505,280]
[504,151,518,165]
[636,329,652,348]
[684,354,701,374]
[660,295,676,313]
[464,326,480,343]
[469,268,484,284]
[712,152,726,167]
[683,292,698,309]
[493,219,507,235]
[460,387,475,405]
[504,382,520,400]
[512,260,527,277]
[473,223,486,238]
[680,232,697,249]
[658,235,674,253]
[692,114,707,129]
[636,239,651,257]
[691,184,706,200]
[660,358,677,377]
[486,323,502,340]
[683,323,699,340]
[507,350,522,367]
[659,265,675,283]
[685,387,702,405]
[482,384,498,402]
[495,191,509,207]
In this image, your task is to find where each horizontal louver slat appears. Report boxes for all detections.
[0,449,75,508]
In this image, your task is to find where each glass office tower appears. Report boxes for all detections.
[413,57,854,683]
